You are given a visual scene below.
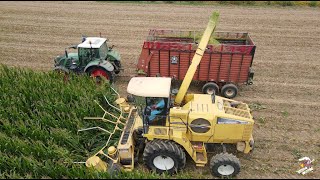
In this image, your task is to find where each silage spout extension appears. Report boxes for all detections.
[174,11,220,106]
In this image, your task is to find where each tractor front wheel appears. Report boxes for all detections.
[143,139,186,175]
[88,67,113,84]
[53,66,70,82]
[210,153,241,178]
[113,60,122,74]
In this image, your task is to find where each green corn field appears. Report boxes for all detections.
[0,65,176,179]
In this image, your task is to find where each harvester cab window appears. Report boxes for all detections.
[144,97,168,126]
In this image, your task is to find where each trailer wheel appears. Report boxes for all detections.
[210,153,240,178]
[221,84,238,99]
[143,139,186,175]
[202,82,219,95]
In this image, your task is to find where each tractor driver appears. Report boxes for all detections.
[147,97,165,124]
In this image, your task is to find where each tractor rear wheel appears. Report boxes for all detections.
[88,67,113,84]
[143,139,186,175]
[221,84,238,99]
[210,153,240,178]
[202,82,219,95]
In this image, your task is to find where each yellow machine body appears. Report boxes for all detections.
[143,94,254,166]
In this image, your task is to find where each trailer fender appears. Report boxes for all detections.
[84,60,114,73]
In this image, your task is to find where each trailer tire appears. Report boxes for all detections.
[221,84,238,99]
[210,153,240,178]
[143,139,186,175]
[202,82,219,95]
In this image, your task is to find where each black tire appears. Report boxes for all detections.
[107,162,122,177]
[221,84,238,99]
[202,82,219,95]
[114,60,121,74]
[87,67,114,84]
[143,139,186,175]
[210,153,241,178]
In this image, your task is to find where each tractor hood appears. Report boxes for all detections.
[54,53,79,66]
[107,49,121,61]
[67,53,79,60]
[55,53,78,61]
[127,77,171,98]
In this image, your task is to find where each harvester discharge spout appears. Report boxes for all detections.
[174,11,219,106]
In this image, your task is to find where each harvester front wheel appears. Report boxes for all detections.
[88,67,113,84]
[221,84,238,99]
[107,162,121,177]
[210,153,240,178]
[143,139,186,175]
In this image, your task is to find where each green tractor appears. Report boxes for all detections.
[53,36,122,83]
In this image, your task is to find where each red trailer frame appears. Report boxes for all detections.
[136,29,256,98]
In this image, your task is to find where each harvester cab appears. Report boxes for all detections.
[79,11,255,178]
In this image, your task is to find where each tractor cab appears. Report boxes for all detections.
[77,37,108,67]
[127,77,172,127]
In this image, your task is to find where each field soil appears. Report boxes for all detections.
[0,1,319,178]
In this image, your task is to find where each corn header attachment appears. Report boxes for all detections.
[77,86,138,174]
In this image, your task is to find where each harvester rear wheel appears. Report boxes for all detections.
[210,153,240,178]
[202,82,219,95]
[88,67,113,84]
[221,84,238,99]
[143,139,186,175]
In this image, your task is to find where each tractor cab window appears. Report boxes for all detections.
[144,97,168,126]
[79,48,100,62]
[99,42,108,60]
